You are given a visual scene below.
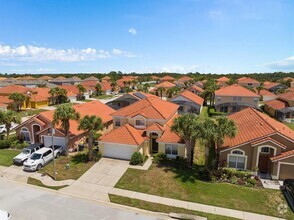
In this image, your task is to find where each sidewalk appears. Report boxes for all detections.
[109,188,284,220]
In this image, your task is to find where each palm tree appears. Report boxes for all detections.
[156,87,166,99]
[49,87,57,105]
[166,88,174,98]
[171,114,202,167]
[9,92,26,111]
[76,84,86,100]
[78,115,103,161]
[256,85,264,95]
[110,81,117,92]
[53,104,80,156]
[95,83,102,96]
[203,79,219,106]
[0,110,21,139]
[143,83,150,93]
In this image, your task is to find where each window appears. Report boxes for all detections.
[115,119,120,127]
[261,147,270,153]
[248,83,252,86]
[135,119,145,127]
[220,106,228,113]
[237,97,242,101]
[165,144,178,158]
[254,98,258,102]
[179,106,184,112]
[217,97,221,101]
[228,150,246,170]
[20,127,30,142]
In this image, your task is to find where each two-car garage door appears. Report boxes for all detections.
[279,164,294,180]
[103,143,138,160]
[43,136,66,148]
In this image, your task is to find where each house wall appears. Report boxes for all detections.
[238,82,261,88]
[158,142,186,158]
[215,96,259,113]
[263,104,276,117]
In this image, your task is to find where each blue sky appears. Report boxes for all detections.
[0,0,293,74]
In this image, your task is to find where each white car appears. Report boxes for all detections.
[0,210,11,220]
[23,148,54,172]
[13,143,44,165]
[0,125,6,134]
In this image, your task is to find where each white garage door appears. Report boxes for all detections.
[43,136,66,148]
[103,143,137,160]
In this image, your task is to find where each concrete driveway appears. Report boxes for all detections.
[60,158,129,202]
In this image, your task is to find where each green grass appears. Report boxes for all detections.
[200,106,209,118]
[0,149,20,166]
[41,152,95,181]
[81,99,93,102]
[116,163,293,219]
[284,122,294,130]
[110,195,237,220]
[93,94,114,99]
[27,177,68,190]
[16,109,47,117]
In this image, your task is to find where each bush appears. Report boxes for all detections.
[245,178,257,187]
[130,152,144,165]
[197,167,212,181]
[208,108,226,117]
[92,151,102,162]
[153,153,167,164]
[0,139,12,149]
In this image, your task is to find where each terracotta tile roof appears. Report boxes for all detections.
[255,89,277,98]
[99,124,145,145]
[60,85,80,96]
[171,90,204,106]
[178,76,193,82]
[30,87,50,102]
[155,81,176,89]
[55,76,67,80]
[84,76,99,81]
[278,91,294,101]
[129,92,158,100]
[70,76,81,80]
[251,137,287,149]
[237,77,259,84]
[102,76,111,80]
[264,99,287,110]
[188,85,204,93]
[112,97,179,120]
[263,81,281,90]
[222,108,294,149]
[0,77,7,81]
[0,85,29,95]
[0,96,12,104]
[144,122,164,132]
[217,76,230,82]
[0,103,7,107]
[40,101,115,136]
[157,125,183,144]
[38,75,53,80]
[161,76,175,81]
[16,76,36,80]
[101,81,112,91]
[215,84,259,97]
[270,150,294,162]
[151,76,159,80]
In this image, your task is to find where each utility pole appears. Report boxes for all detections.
[51,123,56,180]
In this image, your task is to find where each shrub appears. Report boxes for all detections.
[92,151,102,162]
[197,167,212,181]
[0,139,12,149]
[130,152,144,165]
[153,153,167,164]
[245,178,257,187]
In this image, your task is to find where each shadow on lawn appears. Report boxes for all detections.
[71,153,89,164]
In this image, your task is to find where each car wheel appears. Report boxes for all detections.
[56,152,60,158]
[37,164,42,171]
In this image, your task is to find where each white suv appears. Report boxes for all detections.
[23,148,53,171]
[0,125,6,133]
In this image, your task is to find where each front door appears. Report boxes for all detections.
[258,154,270,173]
[152,138,158,153]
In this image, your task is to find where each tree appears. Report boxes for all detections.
[156,87,166,99]
[0,110,21,139]
[78,115,103,161]
[143,83,150,93]
[256,85,264,94]
[9,92,26,111]
[95,83,102,96]
[171,114,202,167]
[203,79,219,106]
[76,84,86,100]
[49,87,57,105]
[49,87,67,105]
[110,81,117,92]
[53,104,80,156]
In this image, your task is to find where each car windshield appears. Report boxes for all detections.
[22,149,30,155]
[0,126,4,129]
[30,153,42,160]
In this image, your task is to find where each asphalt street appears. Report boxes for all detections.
[0,179,166,220]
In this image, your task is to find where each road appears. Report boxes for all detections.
[0,179,166,220]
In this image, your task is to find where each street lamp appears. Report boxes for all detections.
[50,123,56,180]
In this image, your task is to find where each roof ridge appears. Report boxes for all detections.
[125,124,141,145]
[251,108,280,133]
[145,97,166,119]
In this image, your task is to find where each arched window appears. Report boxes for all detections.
[232,150,244,155]
[228,149,246,170]
[20,127,30,142]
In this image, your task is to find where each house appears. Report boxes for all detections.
[216,76,230,87]
[186,85,204,96]
[29,88,50,109]
[107,92,158,110]
[0,85,31,109]
[255,89,277,102]
[0,96,12,111]
[38,75,53,81]
[178,76,193,83]
[237,77,260,88]
[0,77,7,81]
[160,76,175,83]
[101,76,111,82]
[101,81,112,94]
[263,81,288,94]
[283,77,294,88]
[219,107,294,180]
[264,91,294,122]
[50,76,82,85]
[81,81,99,96]
[59,85,90,102]
[15,101,115,149]
[215,84,260,113]
[168,90,203,114]
[154,81,177,98]
[84,76,99,82]
[99,97,186,160]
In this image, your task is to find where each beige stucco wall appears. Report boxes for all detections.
[158,142,186,157]
[215,96,259,108]
[238,82,261,88]
[264,104,276,117]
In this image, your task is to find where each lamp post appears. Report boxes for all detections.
[50,123,56,180]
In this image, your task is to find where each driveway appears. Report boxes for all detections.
[60,158,129,202]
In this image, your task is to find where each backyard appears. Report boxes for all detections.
[0,149,20,166]
[16,108,47,117]
[115,162,293,219]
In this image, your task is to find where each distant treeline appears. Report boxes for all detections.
[0,71,293,82]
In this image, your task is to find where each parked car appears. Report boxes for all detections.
[13,143,44,165]
[23,148,53,171]
[283,179,294,203]
[0,210,11,220]
[47,145,63,158]
[0,125,6,134]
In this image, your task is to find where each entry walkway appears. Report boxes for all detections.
[109,188,285,220]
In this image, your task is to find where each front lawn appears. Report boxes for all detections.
[116,163,293,219]
[93,94,114,99]
[0,149,20,166]
[41,153,95,181]
[110,195,237,220]
[27,177,68,190]
[284,122,294,130]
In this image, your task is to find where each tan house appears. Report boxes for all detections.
[160,75,175,83]
[186,85,204,96]
[216,76,230,87]
[219,107,294,180]
[99,97,185,160]
[15,101,115,150]
[215,84,260,113]
[237,77,260,88]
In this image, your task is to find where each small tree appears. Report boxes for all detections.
[0,110,21,139]
[76,84,86,100]
[95,83,102,96]
[9,92,26,111]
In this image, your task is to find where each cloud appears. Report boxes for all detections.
[128,28,137,35]
[161,65,200,73]
[209,10,224,21]
[0,44,140,62]
[263,56,294,70]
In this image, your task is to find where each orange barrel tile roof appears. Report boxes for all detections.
[215,84,260,97]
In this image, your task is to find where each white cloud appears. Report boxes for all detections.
[128,28,137,35]
[161,65,200,73]
[0,44,140,62]
[264,56,294,70]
